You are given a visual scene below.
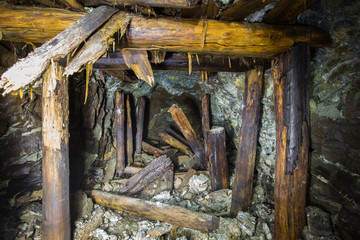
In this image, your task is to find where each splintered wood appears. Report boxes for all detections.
[90,190,219,233]
[121,49,154,86]
[64,11,132,76]
[42,61,70,240]
[0,5,117,95]
[168,104,205,168]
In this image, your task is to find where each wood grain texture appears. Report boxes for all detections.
[135,97,146,154]
[0,5,117,95]
[141,141,164,157]
[120,14,331,57]
[205,127,229,191]
[273,43,310,240]
[169,104,206,168]
[126,94,134,165]
[90,190,220,232]
[230,65,264,216]
[41,61,70,240]
[115,92,126,177]
[64,11,131,76]
[0,3,85,43]
[159,132,192,155]
[117,155,173,196]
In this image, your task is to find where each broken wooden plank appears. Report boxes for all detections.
[169,104,206,168]
[121,49,155,86]
[64,11,132,76]
[74,206,104,240]
[205,127,229,191]
[80,0,198,8]
[93,51,269,72]
[273,43,310,240]
[90,190,219,232]
[42,61,70,240]
[159,132,192,156]
[0,4,85,43]
[0,5,117,95]
[142,141,164,157]
[135,97,146,154]
[230,65,264,215]
[126,94,134,165]
[115,92,126,177]
[165,126,189,147]
[117,155,173,196]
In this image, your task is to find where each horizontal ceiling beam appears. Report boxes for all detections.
[91,51,270,72]
[0,4,331,57]
[79,0,198,8]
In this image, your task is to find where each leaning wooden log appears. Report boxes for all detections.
[42,61,70,240]
[205,127,229,191]
[117,155,173,196]
[119,14,331,57]
[64,11,132,76]
[126,94,134,165]
[159,132,192,156]
[0,5,117,95]
[141,141,164,157]
[90,190,219,232]
[169,104,206,168]
[230,65,264,216]
[165,126,189,147]
[115,92,126,177]
[74,206,104,240]
[93,51,269,72]
[135,97,146,154]
[273,43,310,240]
[80,0,198,8]
[0,4,85,43]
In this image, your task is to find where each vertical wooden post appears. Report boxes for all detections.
[273,43,310,240]
[126,94,134,165]
[202,94,211,137]
[205,127,229,191]
[42,61,70,240]
[230,65,264,216]
[135,97,146,154]
[169,104,206,168]
[115,91,125,177]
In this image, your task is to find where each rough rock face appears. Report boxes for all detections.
[299,0,360,239]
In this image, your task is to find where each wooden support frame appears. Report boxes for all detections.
[80,0,198,8]
[230,65,264,215]
[135,97,146,154]
[273,43,310,240]
[41,61,70,240]
[115,92,126,177]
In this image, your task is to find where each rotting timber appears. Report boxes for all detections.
[0,1,330,239]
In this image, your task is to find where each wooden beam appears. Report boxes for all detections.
[42,61,70,240]
[93,51,268,72]
[90,190,220,232]
[159,132,192,155]
[126,94,134,165]
[181,0,218,19]
[117,155,173,196]
[230,65,264,216]
[0,4,85,43]
[135,97,146,154]
[263,0,319,24]
[205,127,229,191]
[80,0,198,8]
[273,43,310,240]
[169,104,206,168]
[219,0,276,22]
[115,92,126,177]
[120,14,330,57]
[0,5,117,95]
[141,141,164,157]
[0,5,330,57]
